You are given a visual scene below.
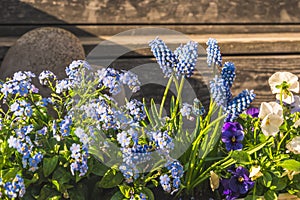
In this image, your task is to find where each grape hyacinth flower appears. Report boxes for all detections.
[221,62,236,88]
[149,37,199,78]
[193,98,205,116]
[206,38,222,67]
[174,41,198,77]
[149,37,177,77]
[221,122,244,151]
[225,90,256,122]
[210,76,232,107]
[221,166,254,200]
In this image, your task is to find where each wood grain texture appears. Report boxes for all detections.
[2,0,300,24]
[2,25,300,38]
[2,33,300,61]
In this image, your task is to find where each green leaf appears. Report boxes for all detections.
[150,99,162,127]
[110,191,124,200]
[278,159,300,172]
[231,151,251,164]
[272,176,287,191]
[39,185,61,200]
[98,168,123,188]
[141,187,155,200]
[91,160,109,176]
[264,190,277,200]
[263,172,273,188]
[69,186,87,200]
[43,155,59,177]
[2,168,20,180]
[118,185,131,198]
[52,167,72,185]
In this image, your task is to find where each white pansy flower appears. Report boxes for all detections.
[259,102,284,136]
[286,136,300,154]
[268,72,299,104]
[258,102,283,119]
[261,113,284,137]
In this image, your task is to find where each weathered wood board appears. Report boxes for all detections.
[2,0,300,24]
[2,32,300,60]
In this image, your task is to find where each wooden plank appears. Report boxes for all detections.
[2,25,300,38]
[2,0,300,24]
[2,33,300,61]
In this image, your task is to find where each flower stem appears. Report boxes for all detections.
[159,76,173,118]
[276,130,291,155]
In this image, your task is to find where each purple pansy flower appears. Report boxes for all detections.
[229,167,254,195]
[221,166,254,200]
[246,107,259,118]
[222,122,244,151]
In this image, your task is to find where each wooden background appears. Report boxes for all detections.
[1,0,300,107]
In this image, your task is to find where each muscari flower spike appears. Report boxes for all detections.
[210,76,232,108]
[225,89,256,122]
[149,37,177,77]
[206,38,222,67]
[174,41,198,77]
[221,62,236,88]
[149,37,199,77]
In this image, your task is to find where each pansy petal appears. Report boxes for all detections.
[258,102,273,119]
[269,102,283,116]
[276,93,295,104]
[261,113,284,136]
[268,72,282,94]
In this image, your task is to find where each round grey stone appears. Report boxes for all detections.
[0,27,85,80]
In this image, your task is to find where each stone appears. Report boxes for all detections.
[0,27,85,80]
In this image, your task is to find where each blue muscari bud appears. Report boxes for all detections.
[206,38,222,67]
[225,89,256,122]
[149,37,177,77]
[210,76,232,108]
[221,62,236,88]
[174,41,198,77]
[193,98,205,116]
